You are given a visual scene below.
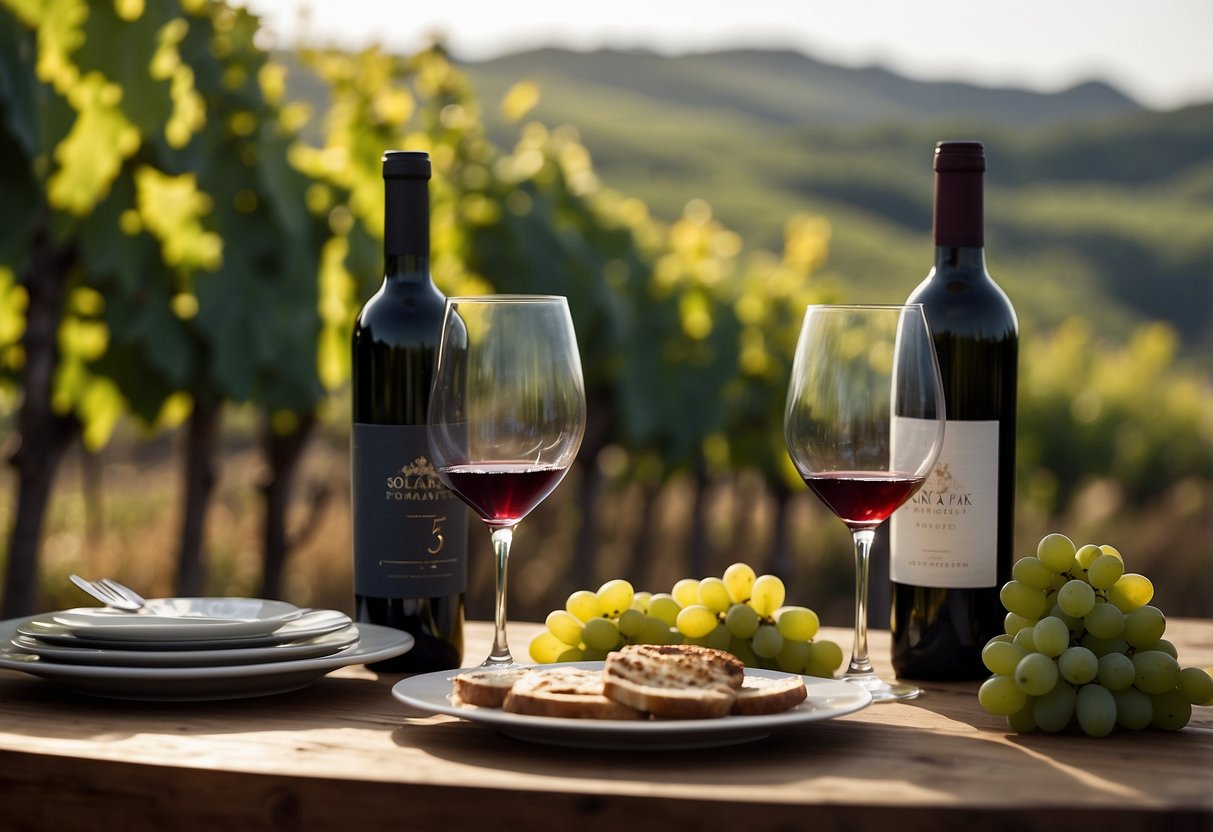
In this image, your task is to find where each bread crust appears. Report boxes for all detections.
[502,667,644,720]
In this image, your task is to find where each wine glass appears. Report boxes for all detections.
[784,304,945,702]
[428,295,586,668]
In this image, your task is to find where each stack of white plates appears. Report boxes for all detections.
[0,598,413,701]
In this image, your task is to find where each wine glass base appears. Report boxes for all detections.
[843,671,921,703]
[478,655,525,671]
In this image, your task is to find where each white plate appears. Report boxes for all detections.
[17,608,353,650]
[51,598,303,641]
[9,624,361,668]
[0,618,413,701]
[391,662,872,750]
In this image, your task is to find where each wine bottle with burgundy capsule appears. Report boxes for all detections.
[890,140,1018,680]
[351,150,468,672]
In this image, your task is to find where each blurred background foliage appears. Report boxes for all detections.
[0,0,1209,626]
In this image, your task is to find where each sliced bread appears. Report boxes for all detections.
[451,668,533,708]
[502,667,644,720]
[730,674,808,716]
[602,644,745,719]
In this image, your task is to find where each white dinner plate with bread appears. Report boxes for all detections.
[391,644,872,750]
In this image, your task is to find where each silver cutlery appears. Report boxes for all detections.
[68,574,145,611]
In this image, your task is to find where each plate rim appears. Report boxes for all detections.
[0,618,413,681]
[391,661,872,744]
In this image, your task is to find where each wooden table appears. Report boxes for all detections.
[1,620,1210,832]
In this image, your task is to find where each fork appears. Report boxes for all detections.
[69,574,146,611]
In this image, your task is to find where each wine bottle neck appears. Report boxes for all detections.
[384,175,429,258]
[384,254,433,285]
[933,245,988,273]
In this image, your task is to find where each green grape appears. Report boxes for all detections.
[1045,604,1083,635]
[671,578,701,608]
[617,607,646,638]
[1106,573,1153,612]
[647,593,682,626]
[526,630,572,664]
[1112,687,1153,730]
[774,606,820,641]
[809,639,844,672]
[1012,626,1037,653]
[566,589,602,622]
[694,623,731,651]
[1004,612,1036,636]
[1083,602,1124,640]
[582,616,622,651]
[982,639,1027,676]
[1032,616,1071,658]
[1049,572,1069,592]
[724,603,760,639]
[1149,689,1192,731]
[1080,633,1131,658]
[582,647,610,661]
[750,574,786,617]
[545,609,584,646]
[1086,554,1124,590]
[1007,702,1038,733]
[1132,650,1180,695]
[1014,652,1060,697]
[1056,579,1096,618]
[722,562,756,603]
[631,591,652,612]
[751,624,784,658]
[676,604,719,639]
[1096,652,1136,691]
[697,577,732,613]
[1074,543,1103,569]
[1155,639,1179,659]
[1033,682,1077,733]
[979,675,1027,716]
[596,579,634,617]
[1177,667,1213,706]
[1098,543,1123,561]
[1036,533,1077,572]
[639,615,676,645]
[1000,581,1047,619]
[1012,556,1054,590]
[728,637,759,667]
[1122,605,1166,649]
[776,639,812,673]
[804,662,834,679]
[1058,646,1098,685]
[1075,684,1117,738]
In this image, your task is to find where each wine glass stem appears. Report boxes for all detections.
[485,525,515,666]
[848,528,876,676]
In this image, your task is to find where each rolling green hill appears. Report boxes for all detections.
[461,48,1213,353]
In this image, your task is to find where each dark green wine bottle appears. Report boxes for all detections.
[351,151,467,672]
[890,141,1018,680]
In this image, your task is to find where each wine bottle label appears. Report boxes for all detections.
[352,423,468,599]
[890,417,999,588]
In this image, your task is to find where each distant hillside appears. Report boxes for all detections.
[464,48,1143,129]
[459,49,1211,352]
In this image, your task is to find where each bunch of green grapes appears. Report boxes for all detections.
[529,563,844,677]
[979,533,1213,736]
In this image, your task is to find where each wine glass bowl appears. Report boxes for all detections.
[428,296,586,668]
[784,304,945,701]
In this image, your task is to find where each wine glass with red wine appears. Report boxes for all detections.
[784,304,945,701]
[428,295,586,668]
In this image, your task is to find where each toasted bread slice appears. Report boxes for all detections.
[452,668,532,708]
[503,667,644,720]
[731,674,808,716]
[602,644,745,719]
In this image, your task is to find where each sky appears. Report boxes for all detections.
[241,0,1213,110]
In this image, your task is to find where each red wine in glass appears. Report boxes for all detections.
[802,471,925,530]
[439,462,567,528]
